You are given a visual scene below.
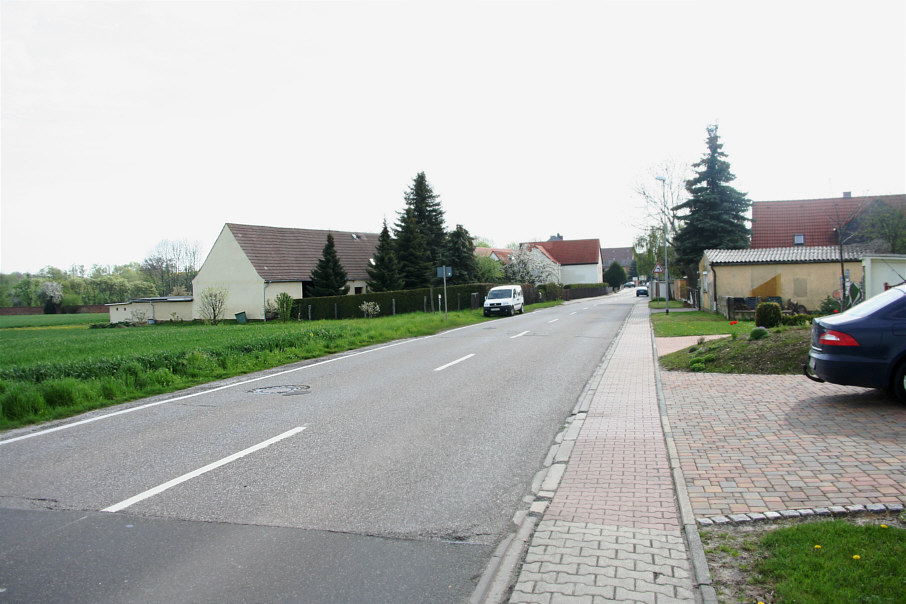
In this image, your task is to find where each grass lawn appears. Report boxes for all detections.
[647,299,686,309]
[659,326,811,374]
[703,515,906,604]
[650,310,754,338]
[0,313,109,329]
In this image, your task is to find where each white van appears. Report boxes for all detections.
[483,285,525,317]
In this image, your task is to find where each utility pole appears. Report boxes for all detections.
[656,176,669,315]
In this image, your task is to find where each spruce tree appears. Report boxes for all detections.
[309,233,350,297]
[366,220,404,292]
[444,224,479,285]
[673,125,751,283]
[603,261,627,288]
[394,207,433,289]
[401,172,446,265]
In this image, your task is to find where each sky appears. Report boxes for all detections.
[2,0,904,275]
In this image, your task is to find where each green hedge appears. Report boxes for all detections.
[291,283,545,320]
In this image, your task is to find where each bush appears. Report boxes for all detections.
[275,292,294,322]
[748,326,770,341]
[755,302,782,328]
[781,313,811,326]
[820,296,842,315]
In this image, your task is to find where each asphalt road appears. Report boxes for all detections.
[0,292,638,603]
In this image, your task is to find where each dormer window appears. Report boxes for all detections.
[793,234,805,246]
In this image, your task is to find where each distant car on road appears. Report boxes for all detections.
[483,285,525,317]
[805,284,906,402]
[623,281,635,288]
[636,286,648,297]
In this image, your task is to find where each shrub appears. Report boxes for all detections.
[275,292,294,322]
[820,295,842,314]
[755,302,782,328]
[749,326,770,341]
[690,359,706,371]
[781,313,811,326]
[359,301,380,318]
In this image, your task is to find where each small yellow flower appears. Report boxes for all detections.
[880,524,888,529]
[814,545,821,549]
[853,555,861,560]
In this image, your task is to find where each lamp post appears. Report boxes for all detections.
[655,176,669,315]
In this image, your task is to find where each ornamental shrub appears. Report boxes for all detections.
[748,326,770,341]
[755,301,782,328]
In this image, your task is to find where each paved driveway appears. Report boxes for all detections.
[662,373,906,518]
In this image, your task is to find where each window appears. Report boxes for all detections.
[793,234,805,245]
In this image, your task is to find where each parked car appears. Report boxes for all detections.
[636,286,648,297]
[483,285,525,317]
[623,281,635,288]
[805,284,906,401]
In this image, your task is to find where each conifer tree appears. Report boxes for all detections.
[366,220,404,292]
[309,233,350,297]
[400,172,446,265]
[444,224,479,285]
[673,125,751,283]
[603,261,627,289]
[394,207,434,289]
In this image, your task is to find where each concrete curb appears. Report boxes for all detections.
[651,316,719,604]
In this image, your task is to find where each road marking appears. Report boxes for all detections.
[102,426,306,513]
[547,318,559,324]
[0,322,488,446]
[569,312,578,316]
[510,330,530,339]
[434,354,475,372]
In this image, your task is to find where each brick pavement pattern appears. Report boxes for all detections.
[510,304,696,603]
[663,373,906,518]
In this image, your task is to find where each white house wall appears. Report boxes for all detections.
[862,256,906,299]
[193,226,267,320]
[562,263,602,285]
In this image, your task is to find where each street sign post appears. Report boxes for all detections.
[653,263,664,274]
[436,266,451,320]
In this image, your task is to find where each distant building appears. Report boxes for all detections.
[523,238,603,284]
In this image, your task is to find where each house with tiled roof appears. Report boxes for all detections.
[699,245,872,314]
[751,193,906,248]
[192,223,379,320]
[599,246,633,273]
[524,238,603,284]
[474,246,515,265]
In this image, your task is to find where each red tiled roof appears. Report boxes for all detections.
[475,247,515,265]
[750,194,906,248]
[525,239,602,265]
[226,223,379,281]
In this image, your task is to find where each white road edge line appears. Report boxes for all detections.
[434,354,475,372]
[0,322,485,446]
[510,331,530,339]
[102,426,306,513]
[547,318,559,324]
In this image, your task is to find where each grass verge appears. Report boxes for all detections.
[702,514,906,604]
[659,326,811,374]
[650,310,753,338]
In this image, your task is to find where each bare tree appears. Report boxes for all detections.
[634,160,689,241]
[198,286,228,325]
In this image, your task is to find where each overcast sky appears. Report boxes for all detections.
[2,0,904,274]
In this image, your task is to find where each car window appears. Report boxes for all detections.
[488,290,508,299]
[844,287,906,318]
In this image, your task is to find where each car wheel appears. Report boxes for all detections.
[893,361,906,403]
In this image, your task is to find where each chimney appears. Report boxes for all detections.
[843,191,852,198]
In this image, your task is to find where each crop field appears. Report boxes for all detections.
[0,310,496,430]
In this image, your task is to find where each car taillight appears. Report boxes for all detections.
[819,330,860,346]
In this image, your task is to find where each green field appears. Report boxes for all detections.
[0,313,109,329]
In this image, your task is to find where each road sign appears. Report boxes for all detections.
[653,263,664,274]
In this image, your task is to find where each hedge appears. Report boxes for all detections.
[291,283,545,321]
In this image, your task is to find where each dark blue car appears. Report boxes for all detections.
[806,284,906,401]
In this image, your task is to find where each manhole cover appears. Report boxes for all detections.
[249,385,310,395]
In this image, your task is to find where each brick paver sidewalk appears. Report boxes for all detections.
[510,304,698,603]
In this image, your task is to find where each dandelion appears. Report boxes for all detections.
[881,524,888,529]
[853,554,861,560]
[814,545,822,549]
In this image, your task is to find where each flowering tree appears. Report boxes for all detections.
[198,286,228,325]
[505,246,560,285]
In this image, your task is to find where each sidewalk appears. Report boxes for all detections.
[499,301,906,604]
[508,302,705,603]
